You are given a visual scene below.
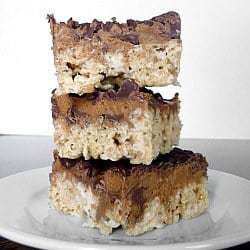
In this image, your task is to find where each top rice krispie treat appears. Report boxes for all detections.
[48,12,182,95]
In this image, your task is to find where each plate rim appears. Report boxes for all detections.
[0,167,250,250]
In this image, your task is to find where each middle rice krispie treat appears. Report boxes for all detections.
[52,80,181,165]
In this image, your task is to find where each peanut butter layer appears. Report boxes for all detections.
[48,12,182,94]
[52,79,179,125]
[50,148,208,235]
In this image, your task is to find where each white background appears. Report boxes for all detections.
[0,0,250,139]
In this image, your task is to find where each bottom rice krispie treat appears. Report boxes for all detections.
[49,148,209,236]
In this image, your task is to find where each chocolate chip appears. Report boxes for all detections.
[117,80,139,97]
[170,23,181,39]
[151,12,171,24]
[151,12,181,39]
[59,157,79,169]
[51,97,59,119]
[156,47,165,52]
[143,20,154,26]
[118,34,139,45]
[106,89,117,99]
[103,21,113,32]
[78,19,104,38]
[47,14,55,24]
[127,19,137,30]
[92,19,103,32]
[91,91,104,103]
[154,93,164,101]
[81,22,90,30]
[83,27,94,38]
[67,17,80,29]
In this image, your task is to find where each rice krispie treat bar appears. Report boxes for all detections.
[50,148,209,236]
[48,12,182,95]
[52,80,181,165]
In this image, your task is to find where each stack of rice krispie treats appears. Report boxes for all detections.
[48,12,209,236]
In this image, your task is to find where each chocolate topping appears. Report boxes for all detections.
[48,11,181,49]
[56,148,207,173]
[51,80,179,125]
[51,148,208,227]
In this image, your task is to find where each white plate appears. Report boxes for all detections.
[0,167,250,250]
